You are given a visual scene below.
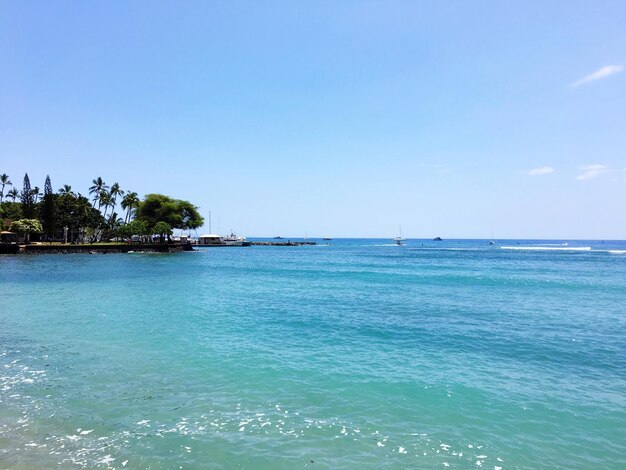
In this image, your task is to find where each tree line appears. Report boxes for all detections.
[0,173,203,243]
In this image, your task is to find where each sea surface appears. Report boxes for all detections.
[1,239,625,469]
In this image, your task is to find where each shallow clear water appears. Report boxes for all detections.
[1,239,625,469]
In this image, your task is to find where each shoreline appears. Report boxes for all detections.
[1,240,320,255]
[6,243,188,255]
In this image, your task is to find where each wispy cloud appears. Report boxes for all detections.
[576,164,608,180]
[527,166,555,176]
[571,65,623,87]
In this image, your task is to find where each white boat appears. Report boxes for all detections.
[222,232,249,246]
[393,226,405,245]
[197,232,251,247]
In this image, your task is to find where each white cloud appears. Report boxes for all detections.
[527,166,555,176]
[571,65,623,87]
[576,164,608,180]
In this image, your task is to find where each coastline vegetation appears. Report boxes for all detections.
[0,172,203,244]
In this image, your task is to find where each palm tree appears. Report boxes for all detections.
[7,188,19,202]
[121,191,140,223]
[32,186,42,203]
[108,211,123,229]
[98,189,112,219]
[109,182,124,215]
[89,177,108,208]
[0,174,11,202]
[58,185,75,196]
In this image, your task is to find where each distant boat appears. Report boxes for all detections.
[393,226,405,245]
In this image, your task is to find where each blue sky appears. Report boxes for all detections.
[1,1,625,238]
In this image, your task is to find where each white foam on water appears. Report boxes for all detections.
[501,246,591,251]
[608,250,626,254]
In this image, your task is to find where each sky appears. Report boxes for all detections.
[1,1,625,239]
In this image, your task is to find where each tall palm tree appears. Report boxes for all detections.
[58,185,75,196]
[0,174,11,202]
[98,189,112,219]
[121,192,140,223]
[109,182,124,215]
[89,177,109,208]
[7,188,19,202]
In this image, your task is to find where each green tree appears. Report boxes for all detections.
[0,174,11,203]
[41,175,57,241]
[102,211,123,240]
[21,173,35,218]
[58,184,75,196]
[0,201,23,221]
[152,221,172,243]
[32,186,42,204]
[7,188,19,202]
[57,192,104,243]
[89,177,108,208]
[117,220,148,241]
[121,191,140,223]
[116,223,132,240]
[11,218,43,243]
[98,189,112,218]
[109,182,124,214]
[136,194,204,231]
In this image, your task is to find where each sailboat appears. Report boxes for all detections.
[393,226,406,246]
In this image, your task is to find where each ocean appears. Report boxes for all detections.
[1,239,625,469]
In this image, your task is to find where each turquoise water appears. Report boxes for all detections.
[1,239,625,469]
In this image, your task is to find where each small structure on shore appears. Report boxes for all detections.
[0,231,19,254]
[196,233,251,247]
[198,234,222,245]
[1,231,18,243]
